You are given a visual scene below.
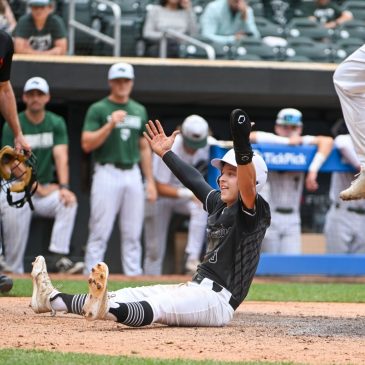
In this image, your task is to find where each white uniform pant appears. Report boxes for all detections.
[108,277,234,326]
[143,197,208,275]
[333,44,365,168]
[84,164,144,275]
[261,211,301,254]
[324,205,365,253]
[0,189,78,273]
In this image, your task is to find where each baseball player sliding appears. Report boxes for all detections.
[30,109,270,327]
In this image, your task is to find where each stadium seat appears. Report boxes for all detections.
[285,39,334,62]
[179,40,231,60]
[332,37,364,63]
[232,38,280,61]
[286,17,334,41]
[254,16,285,38]
[343,0,365,21]
[335,19,365,41]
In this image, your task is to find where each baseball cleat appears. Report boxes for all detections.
[31,256,59,316]
[0,274,13,293]
[82,262,109,321]
[340,171,365,200]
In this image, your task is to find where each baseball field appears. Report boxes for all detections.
[1,274,365,365]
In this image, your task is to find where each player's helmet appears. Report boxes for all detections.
[276,108,302,126]
[211,149,268,193]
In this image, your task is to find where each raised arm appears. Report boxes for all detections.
[144,120,213,203]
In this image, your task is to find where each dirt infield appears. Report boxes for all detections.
[1,296,365,364]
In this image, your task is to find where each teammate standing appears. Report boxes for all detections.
[82,62,157,275]
[144,115,213,275]
[250,108,333,254]
[1,76,81,274]
[30,109,271,327]
[333,45,365,200]
[0,30,31,291]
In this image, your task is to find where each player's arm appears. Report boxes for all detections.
[144,120,213,203]
[230,109,256,209]
[43,38,67,55]
[250,131,301,145]
[304,135,333,191]
[334,134,360,170]
[139,137,157,202]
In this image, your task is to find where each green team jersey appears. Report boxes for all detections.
[13,13,67,51]
[2,111,68,184]
[83,97,148,165]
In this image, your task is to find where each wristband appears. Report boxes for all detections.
[59,183,70,190]
[308,152,326,173]
[177,188,194,199]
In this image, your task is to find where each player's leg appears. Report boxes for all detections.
[84,165,123,273]
[333,45,365,199]
[118,166,144,276]
[143,198,172,275]
[175,199,208,273]
[279,214,301,254]
[0,192,32,273]
[260,212,281,253]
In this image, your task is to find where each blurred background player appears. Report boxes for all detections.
[144,115,214,275]
[0,30,31,291]
[1,76,81,274]
[324,121,365,253]
[82,62,157,275]
[250,108,333,254]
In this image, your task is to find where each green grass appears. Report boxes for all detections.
[3,278,365,303]
[0,349,299,365]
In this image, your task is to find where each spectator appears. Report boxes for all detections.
[13,0,67,55]
[324,123,365,253]
[0,0,16,34]
[250,108,333,254]
[1,76,81,274]
[200,0,260,45]
[262,0,303,26]
[81,62,157,275]
[309,0,352,29]
[143,0,199,58]
[144,115,215,275]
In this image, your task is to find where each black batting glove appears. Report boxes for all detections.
[230,109,253,165]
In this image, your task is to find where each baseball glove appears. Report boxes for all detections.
[0,146,38,209]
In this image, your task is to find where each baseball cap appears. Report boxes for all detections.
[28,0,51,6]
[181,115,209,149]
[276,108,303,126]
[211,149,268,193]
[23,77,49,94]
[108,62,134,80]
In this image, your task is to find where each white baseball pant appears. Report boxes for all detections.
[107,278,234,326]
[143,197,208,275]
[84,164,144,275]
[0,189,78,273]
[333,44,365,168]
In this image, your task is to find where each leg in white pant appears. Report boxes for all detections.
[333,46,365,167]
[84,165,124,273]
[119,166,144,276]
[0,193,32,273]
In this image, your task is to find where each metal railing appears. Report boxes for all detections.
[159,29,216,60]
[68,0,122,56]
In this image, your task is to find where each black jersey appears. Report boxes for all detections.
[162,150,271,308]
[198,191,270,306]
[0,30,14,82]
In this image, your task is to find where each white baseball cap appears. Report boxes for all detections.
[28,0,51,6]
[181,115,209,149]
[211,149,268,193]
[108,62,134,80]
[23,77,49,94]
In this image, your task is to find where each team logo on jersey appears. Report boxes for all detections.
[209,249,218,264]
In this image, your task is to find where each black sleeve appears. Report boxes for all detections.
[162,150,214,204]
[0,31,14,82]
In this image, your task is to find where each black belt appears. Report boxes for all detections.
[334,203,365,215]
[100,162,134,170]
[275,207,294,214]
[192,273,239,310]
